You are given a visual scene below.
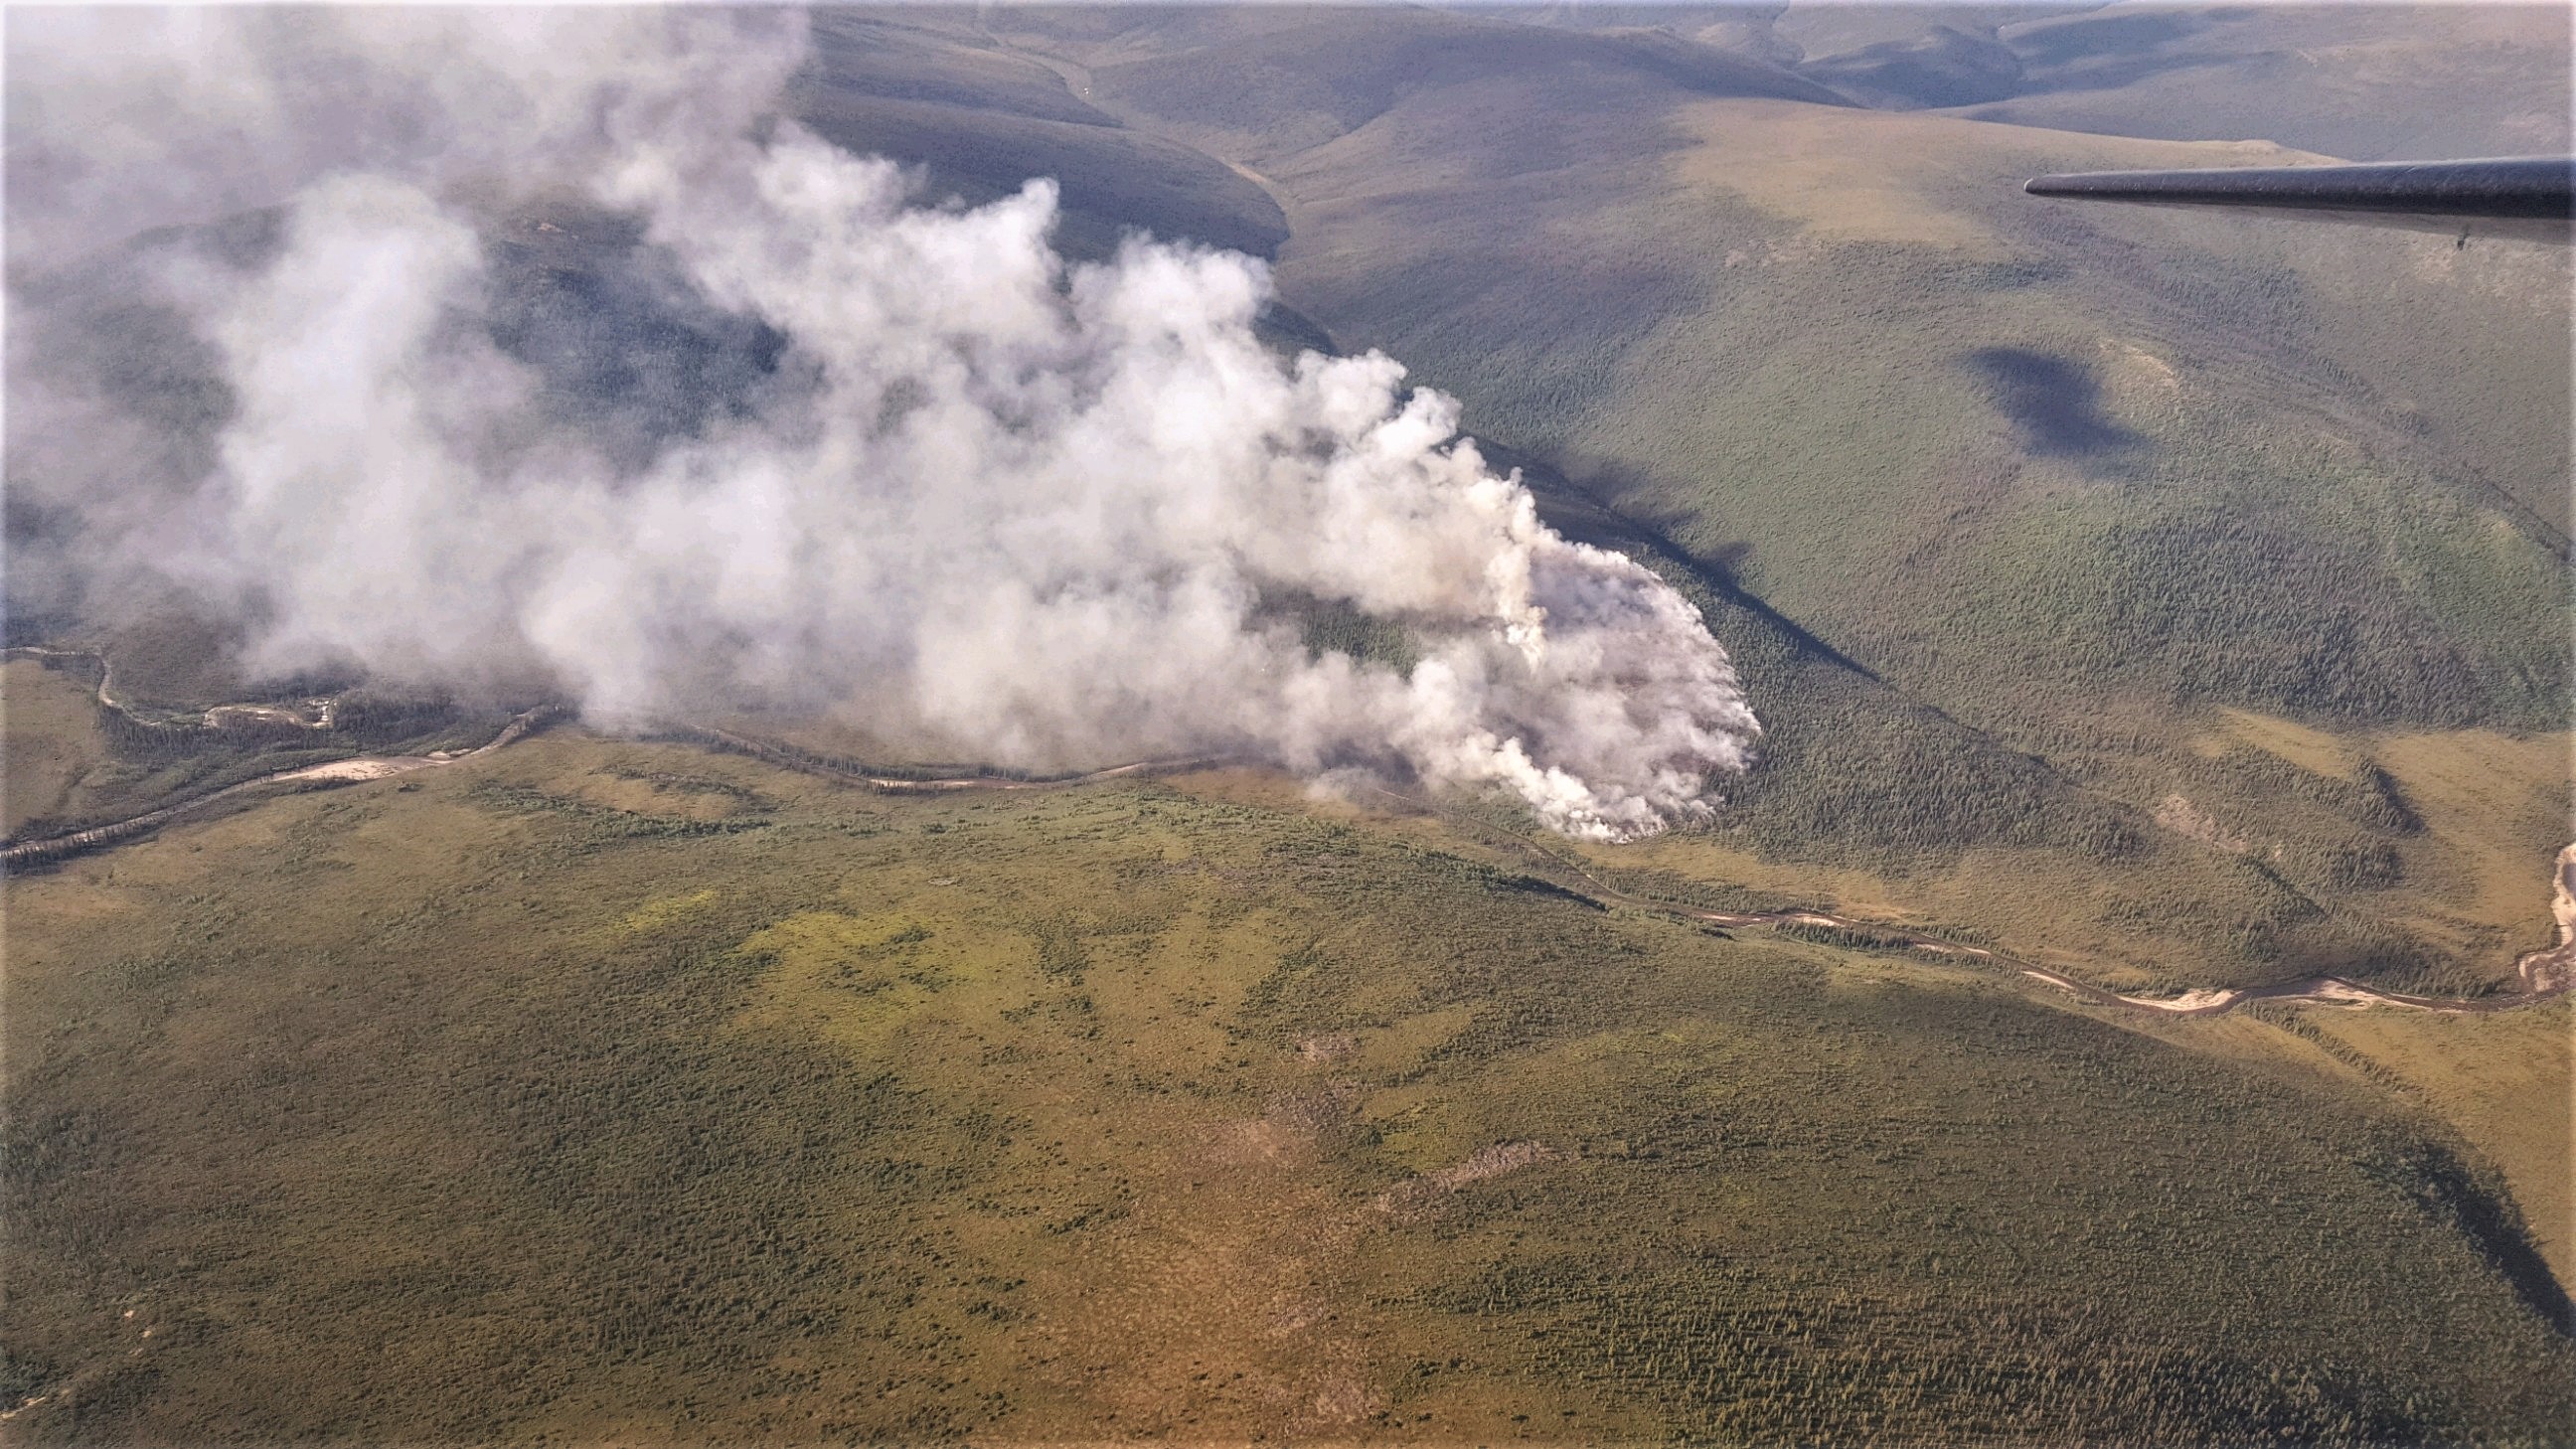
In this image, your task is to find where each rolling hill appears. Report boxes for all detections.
[5,6,2570,1441]
[5,731,2569,1441]
[943,3,2572,998]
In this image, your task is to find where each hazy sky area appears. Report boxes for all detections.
[4,7,1760,839]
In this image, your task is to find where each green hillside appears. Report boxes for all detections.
[7,7,2571,1441]
[1474,3,2574,161]
[947,4,2570,993]
[1952,4,2572,162]
[794,14,1290,260]
[6,732,2568,1441]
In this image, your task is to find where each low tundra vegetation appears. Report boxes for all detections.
[4,733,2567,1442]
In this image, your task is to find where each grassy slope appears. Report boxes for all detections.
[0,645,533,848]
[793,10,1289,261]
[987,9,2568,993]
[1515,4,2573,161]
[1960,3,2574,162]
[1582,102,2572,991]
[1,662,107,836]
[2291,1001,2575,1296]
[1252,95,2567,720]
[5,731,2570,1442]
[0,654,343,847]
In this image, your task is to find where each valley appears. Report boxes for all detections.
[4,4,2569,1441]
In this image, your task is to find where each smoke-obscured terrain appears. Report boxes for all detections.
[7,9,1754,838]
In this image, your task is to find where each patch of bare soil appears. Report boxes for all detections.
[1296,1034,1359,1065]
[1375,1140,1558,1215]
[279,756,437,784]
[2510,842,2576,994]
[2152,792,2251,854]
[1009,1074,1386,1439]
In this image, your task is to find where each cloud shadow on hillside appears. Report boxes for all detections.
[1965,347,2143,461]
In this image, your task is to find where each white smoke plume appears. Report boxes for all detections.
[7,9,1757,840]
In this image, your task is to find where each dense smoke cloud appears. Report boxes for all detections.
[6,9,1756,839]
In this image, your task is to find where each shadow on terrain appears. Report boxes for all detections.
[1798,26,2026,110]
[1909,7,2254,108]
[2406,1143,2576,1339]
[2011,9,2203,68]
[1965,347,2143,460]
[1487,444,1886,684]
